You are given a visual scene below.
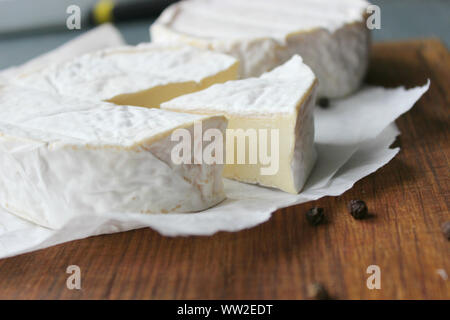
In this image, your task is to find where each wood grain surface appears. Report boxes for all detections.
[0,39,448,300]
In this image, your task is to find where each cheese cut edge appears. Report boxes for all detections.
[160,56,318,193]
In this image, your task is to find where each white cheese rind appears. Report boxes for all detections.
[0,86,227,228]
[151,0,371,98]
[162,56,317,193]
[12,43,239,107]
[161,55,316,116]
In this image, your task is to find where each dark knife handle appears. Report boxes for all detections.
[89,0,179,25]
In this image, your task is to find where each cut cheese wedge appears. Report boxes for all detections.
[151,0,370,98]
[162,55,317,193]
[12,43,239,108]
[0,85,227,228]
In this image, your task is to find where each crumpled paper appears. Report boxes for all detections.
[0,25,430,259]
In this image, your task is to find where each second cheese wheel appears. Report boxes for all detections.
[151,0,371,98]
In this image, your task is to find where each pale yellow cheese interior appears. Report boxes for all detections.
[224,114,298,193]
[107,64,238,108]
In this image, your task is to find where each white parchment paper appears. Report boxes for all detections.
[0,25,430,259]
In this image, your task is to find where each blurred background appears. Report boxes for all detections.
[0,0,449,70]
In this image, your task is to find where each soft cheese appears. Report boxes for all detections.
[162,55,317,193]
[151,0,371,98]
[0,85,227,228]
[13,43,239,108]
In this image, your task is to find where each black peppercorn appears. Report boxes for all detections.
[442,221,450,240]
[307,282,330,300]
[317,97,330,108]
[348,200,368,219]
[306,207,325,226]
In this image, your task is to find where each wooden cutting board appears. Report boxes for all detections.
[0,39,448,300]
